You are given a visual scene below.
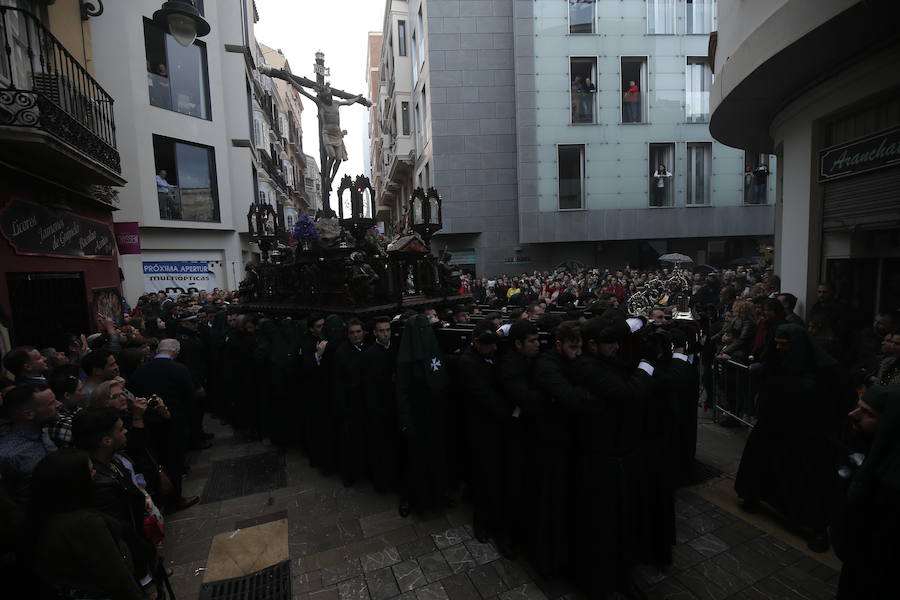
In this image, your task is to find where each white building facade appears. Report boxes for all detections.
[91,0,305,304]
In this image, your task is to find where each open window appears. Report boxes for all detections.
[743,152,772,204]
[558,144,585,210]
[649,143,675,207]
[685,0,716,35]
[621,57,647,123]
[153,134,219,222]
[143,18,210,119]
[570,57,597,124]
[568,0,595,34]
[686,142,711,205]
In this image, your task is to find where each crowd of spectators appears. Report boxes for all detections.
[0,267,897,599]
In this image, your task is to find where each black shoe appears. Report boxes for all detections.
[496,536,516,560]
[398,499,411,518]
[473,525,489,544]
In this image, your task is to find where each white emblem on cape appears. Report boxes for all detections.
[430,358,442,372]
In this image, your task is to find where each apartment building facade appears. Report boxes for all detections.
[372,0,776,277]
[90,0,306,305]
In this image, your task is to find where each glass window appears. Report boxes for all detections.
[568,0,595,34]
[153,135,219,222]
[415,102,424,153]
[686,142,711,205]
[144,18,211,119]
[416,8,425,66]
[558,145,585,210]
[743,152,772,204]
[621,57,647,123]
[398,20,407,56]
[401,101,410,135]
[570,57,597,124]
[647,0,675,34]
[686,0,716,34]
[685,56,712,123]
[649,143,675,207]
[411,30,419,86]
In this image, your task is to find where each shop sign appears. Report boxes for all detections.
[114,222,141,255]
[143,261,217,295]
[0,199,114,259]
[819,126,900,181]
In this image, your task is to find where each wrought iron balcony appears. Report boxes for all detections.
[0,6,123,185]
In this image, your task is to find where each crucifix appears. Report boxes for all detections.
[260,52,372,218]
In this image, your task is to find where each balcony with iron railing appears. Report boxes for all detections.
[259,153,288,193]
[0,6,123,186]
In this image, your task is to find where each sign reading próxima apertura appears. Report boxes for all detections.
[819,126,900,181]
[0,199,114,259]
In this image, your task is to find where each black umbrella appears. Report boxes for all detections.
[693,264,716,274]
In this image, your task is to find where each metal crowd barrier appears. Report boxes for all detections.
[711,358,757,428]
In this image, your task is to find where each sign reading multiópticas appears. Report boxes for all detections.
[0,199,114,259]
[819,126,900,181]
[143,261,217,295]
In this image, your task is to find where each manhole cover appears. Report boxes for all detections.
[201,452,287,503]
[198,560,291,600]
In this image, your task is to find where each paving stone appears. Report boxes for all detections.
[686,533,730,558]
[711,521,762,547]
[310,587,341,600]
[419,550,454,583]
[338,575,369,600]
[415,516,452,538]
[347,538,391,560]
[750,576,810,600]
[464,540,501,565]
[441,543,476,574]
[674,567,731,600]
[744,535,803,567]
[393,560,428,592]
[675,520,701,545]
[674,498,703,520]
[362,547,402,572]
[433,525,473,549]
[380,525,421,548]
[771,565,838,600]
[645,578,700,600]
[294,570,325,594]
[672,544,705,571]
[440,572,482,600]
[634,564,669,590]
[689,559,746,596]
[709,547,775,587]
[498,583,547,600]
[467,563,507,598]
[491,558,529,589]
[367,566,402,600]
[387,593,417,600]
[416,581,451,600]
[808,563,839,583]
[322,560,364,586]
[363,509,412,537]
[685,513,725,535]
[400,536,439,560]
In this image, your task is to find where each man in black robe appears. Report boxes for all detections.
[531,320,593,578]
[458,322,512,553]
[363,316,399,492]
[570,311,656,599]
[332,318,368,487]
[175,315,210,450]
[396,314,452,515]
[299,312,326,464]
[836,385,900,599]
[498,319,543,558]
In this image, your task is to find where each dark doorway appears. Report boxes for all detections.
[7,272,89,348]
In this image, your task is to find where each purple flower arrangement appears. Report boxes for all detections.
[291,214,320,243]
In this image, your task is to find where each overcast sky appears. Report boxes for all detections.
[254,0,385,184]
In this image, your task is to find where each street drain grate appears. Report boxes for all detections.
[690,461,724,485]
[198,560,291,600]
[201,452,287,503]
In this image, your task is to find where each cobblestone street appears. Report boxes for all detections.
[163,411,840,600]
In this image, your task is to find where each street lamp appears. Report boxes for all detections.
[79,1,210,47]
[152,0,210,47]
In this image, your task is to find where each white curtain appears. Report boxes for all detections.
[687,0,715,34]
[687,143,712,205]
[647,0,675,34]
[685,59,711,122]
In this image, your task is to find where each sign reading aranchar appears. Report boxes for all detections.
[819,126,900,181]
[0,200,114,259]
